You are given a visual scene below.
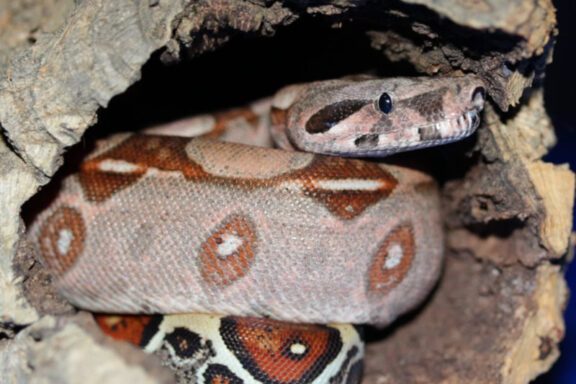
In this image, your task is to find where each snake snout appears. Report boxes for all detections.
[471,86,486,108]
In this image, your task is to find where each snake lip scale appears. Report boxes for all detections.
[29,75,486,384]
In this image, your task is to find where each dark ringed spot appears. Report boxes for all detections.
[39,206,86,277]
[354,134,379,148]
[368,223,416,294]
[220,316,343,384]
[203,364,243,384]
[306,100,370,134]
[164,327,203,358]
[198,214,257,288]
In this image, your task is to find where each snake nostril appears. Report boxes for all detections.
[472,87,486,106]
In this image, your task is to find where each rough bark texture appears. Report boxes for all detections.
[0,0,571,383]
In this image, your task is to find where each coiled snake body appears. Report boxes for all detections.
[29,76,485,383]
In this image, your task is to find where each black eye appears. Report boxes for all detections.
[378,93,392,114]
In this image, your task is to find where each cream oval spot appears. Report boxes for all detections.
[56,228,74,255]
[97,159,145,174]
[384,243,403,269]
[312,178,389,191]
[217,233,243,258]
[290,342,308,355]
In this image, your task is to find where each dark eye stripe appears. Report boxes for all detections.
[305,100,370,134]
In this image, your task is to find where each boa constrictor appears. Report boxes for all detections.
[29,76,486,384]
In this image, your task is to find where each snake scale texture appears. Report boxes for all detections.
[29,75,486,384]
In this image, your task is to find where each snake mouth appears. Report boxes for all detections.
[418,83,485,143]
[454,85,485,137]
[454,108,481,138]
[417,107,482,144]
[341,106,485,157]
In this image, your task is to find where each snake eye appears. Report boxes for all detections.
[378,93,393,114]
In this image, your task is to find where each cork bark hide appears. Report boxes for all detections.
[0,1,571,384]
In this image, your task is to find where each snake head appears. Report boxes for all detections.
[278,75,486,157]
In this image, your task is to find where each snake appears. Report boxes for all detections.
[29,75,486,384]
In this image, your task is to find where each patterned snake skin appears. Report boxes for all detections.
[29,75,486,383]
